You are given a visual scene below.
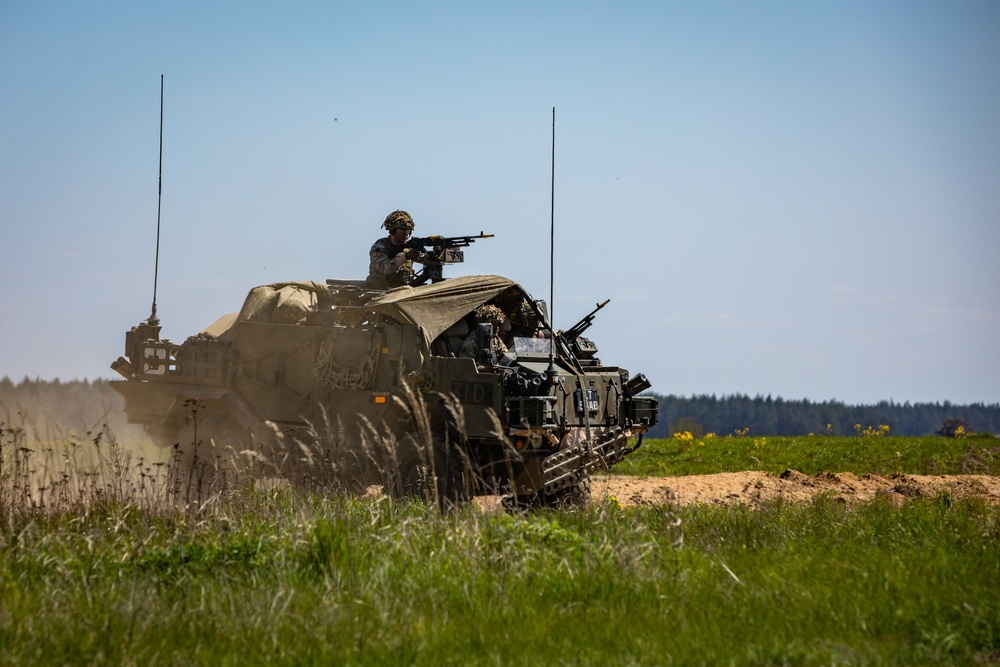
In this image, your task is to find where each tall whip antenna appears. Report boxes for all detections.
[148,74,164,326]
[549,106,555,324]
[548,107,557,373]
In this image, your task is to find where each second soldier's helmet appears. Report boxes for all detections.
[383,210,415,231]
[474,304,507,327]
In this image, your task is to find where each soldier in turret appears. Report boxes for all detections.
[459,303,511,366]
[366,210,423,289]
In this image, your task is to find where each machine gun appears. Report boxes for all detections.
[404,232,494,285]
[562,299,610,343]
[558,299,610,361]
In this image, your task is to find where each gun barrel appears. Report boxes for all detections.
[407,232,493,249]
[563,299,610,341]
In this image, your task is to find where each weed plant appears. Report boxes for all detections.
[0,418,176,517]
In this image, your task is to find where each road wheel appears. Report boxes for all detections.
[386,433,445,504]
[543,473,593,509]
[503,474,592,512]
[386,434,472,509]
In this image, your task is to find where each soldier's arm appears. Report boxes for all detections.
[370,242,404,275]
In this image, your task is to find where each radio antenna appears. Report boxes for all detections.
[549,107,555,323]
[148,74,164,326]
[547,107,557,374]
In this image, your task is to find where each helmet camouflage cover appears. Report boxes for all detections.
[474,304,506,326]
[383,210,415,231]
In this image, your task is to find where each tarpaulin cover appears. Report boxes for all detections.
[365,275,521,348]
[236,280,328,324]
[203,280,329,342]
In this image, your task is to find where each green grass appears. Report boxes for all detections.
[616,434,1000,477]
[1,492,998,666]
[2,428,999,665]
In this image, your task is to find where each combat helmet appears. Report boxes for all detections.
[383,210,415,231]
[474,304,507,326]
[511,301,536,325]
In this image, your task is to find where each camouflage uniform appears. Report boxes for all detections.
[366,210,416,289]
[367,237,413,289]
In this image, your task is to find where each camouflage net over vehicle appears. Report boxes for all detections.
[314,330,381,391]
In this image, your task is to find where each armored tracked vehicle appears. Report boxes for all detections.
[111,249,658,507]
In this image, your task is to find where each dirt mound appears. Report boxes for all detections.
[592,471,1000,508]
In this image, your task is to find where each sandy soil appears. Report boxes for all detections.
[590,471,1000,508]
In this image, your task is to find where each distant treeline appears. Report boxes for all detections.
[0,376,148,444]
[647,393,1000,438]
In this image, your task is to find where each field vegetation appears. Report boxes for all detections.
[618,430,1000,478]
[1,419,999,665]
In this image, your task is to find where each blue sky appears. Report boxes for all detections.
[1,1,998,405]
